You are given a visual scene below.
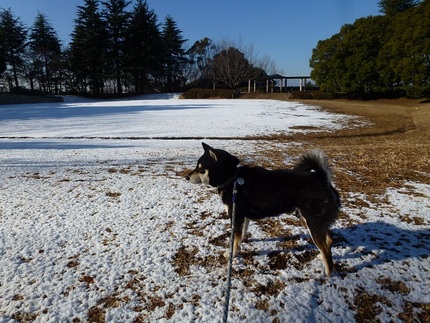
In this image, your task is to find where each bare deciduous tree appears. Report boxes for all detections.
[255,55,280,76]
[207,38,283,94]
[210,46,255,95]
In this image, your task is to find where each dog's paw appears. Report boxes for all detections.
[224,249,240,259]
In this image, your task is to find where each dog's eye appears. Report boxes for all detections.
[199,169,206,174]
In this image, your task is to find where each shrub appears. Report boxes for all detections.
[289,91,313,100]
[404,86,424,99]
[290,91,343,100]
[312,91,336,100]
[182,88,234,99]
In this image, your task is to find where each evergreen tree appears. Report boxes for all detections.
[310,32,348,92]
[343,16,389,93]
[162,15,187,92]
[382,0,430,97]
[70,0,107,94]
[0,46,5,77]
[310,17,388,93]
[0,8,28,88]
[186,37,216,85]
[125,0,163,93]
[20,46,39,91]
[102,0,131,93]
[311,0,429,97]
[28,12,62,93]
[378,0,419,16]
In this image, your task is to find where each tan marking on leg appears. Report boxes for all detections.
[315,239,333,276]
[232,232,242,257]
[241,217,250,243]
[303,218,333,276]
[326,232,333,248]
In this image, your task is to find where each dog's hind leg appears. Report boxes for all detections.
[303,218,334,276]
[326,232,333,249]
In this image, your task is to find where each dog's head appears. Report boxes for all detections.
[187,142,239,187]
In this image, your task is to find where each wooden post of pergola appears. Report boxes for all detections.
[249,74,311,93]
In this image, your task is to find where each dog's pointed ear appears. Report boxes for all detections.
[202,142,211,151]
[202,142,217,161]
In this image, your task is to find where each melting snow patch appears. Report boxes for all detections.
[0,97,428,322]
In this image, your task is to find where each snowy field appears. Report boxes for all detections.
[0,95,429,322]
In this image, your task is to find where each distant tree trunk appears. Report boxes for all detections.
[117,76,122,94]
[11,60,19,88]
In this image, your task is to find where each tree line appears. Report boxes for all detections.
[0,0,278,96]
[310,0,429,98]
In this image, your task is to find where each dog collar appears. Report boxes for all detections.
[218,176,244,190]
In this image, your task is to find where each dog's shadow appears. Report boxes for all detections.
[333,221,430,272]
[243,221,430,273]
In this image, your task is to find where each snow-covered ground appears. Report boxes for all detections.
[0,95,429,322]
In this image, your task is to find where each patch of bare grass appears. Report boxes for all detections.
[240,98,430,201]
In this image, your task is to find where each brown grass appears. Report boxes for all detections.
[240,97,430,201]
[298,99,430,194]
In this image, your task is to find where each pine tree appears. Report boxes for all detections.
[0,8,28,88]
[70,0,108,94]
[186,37,216,85]
[0,47,5,77]
[162,15,187,92]
[125,0,163,93]
[102,0,131,94]
[28,12,62,93]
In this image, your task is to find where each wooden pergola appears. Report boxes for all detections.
[248,74,311,93]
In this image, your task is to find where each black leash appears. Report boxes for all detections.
[222,177,244,323]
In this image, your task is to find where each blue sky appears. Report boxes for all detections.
[1,0,380,77]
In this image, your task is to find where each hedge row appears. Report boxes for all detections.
[181,88,234,99]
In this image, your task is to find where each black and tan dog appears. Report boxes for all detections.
[187,142,340,276]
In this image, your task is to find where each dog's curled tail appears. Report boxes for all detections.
[294,149,333,183]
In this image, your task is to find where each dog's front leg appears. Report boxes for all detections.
[232,217,250,257]
[232,216,245,257]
